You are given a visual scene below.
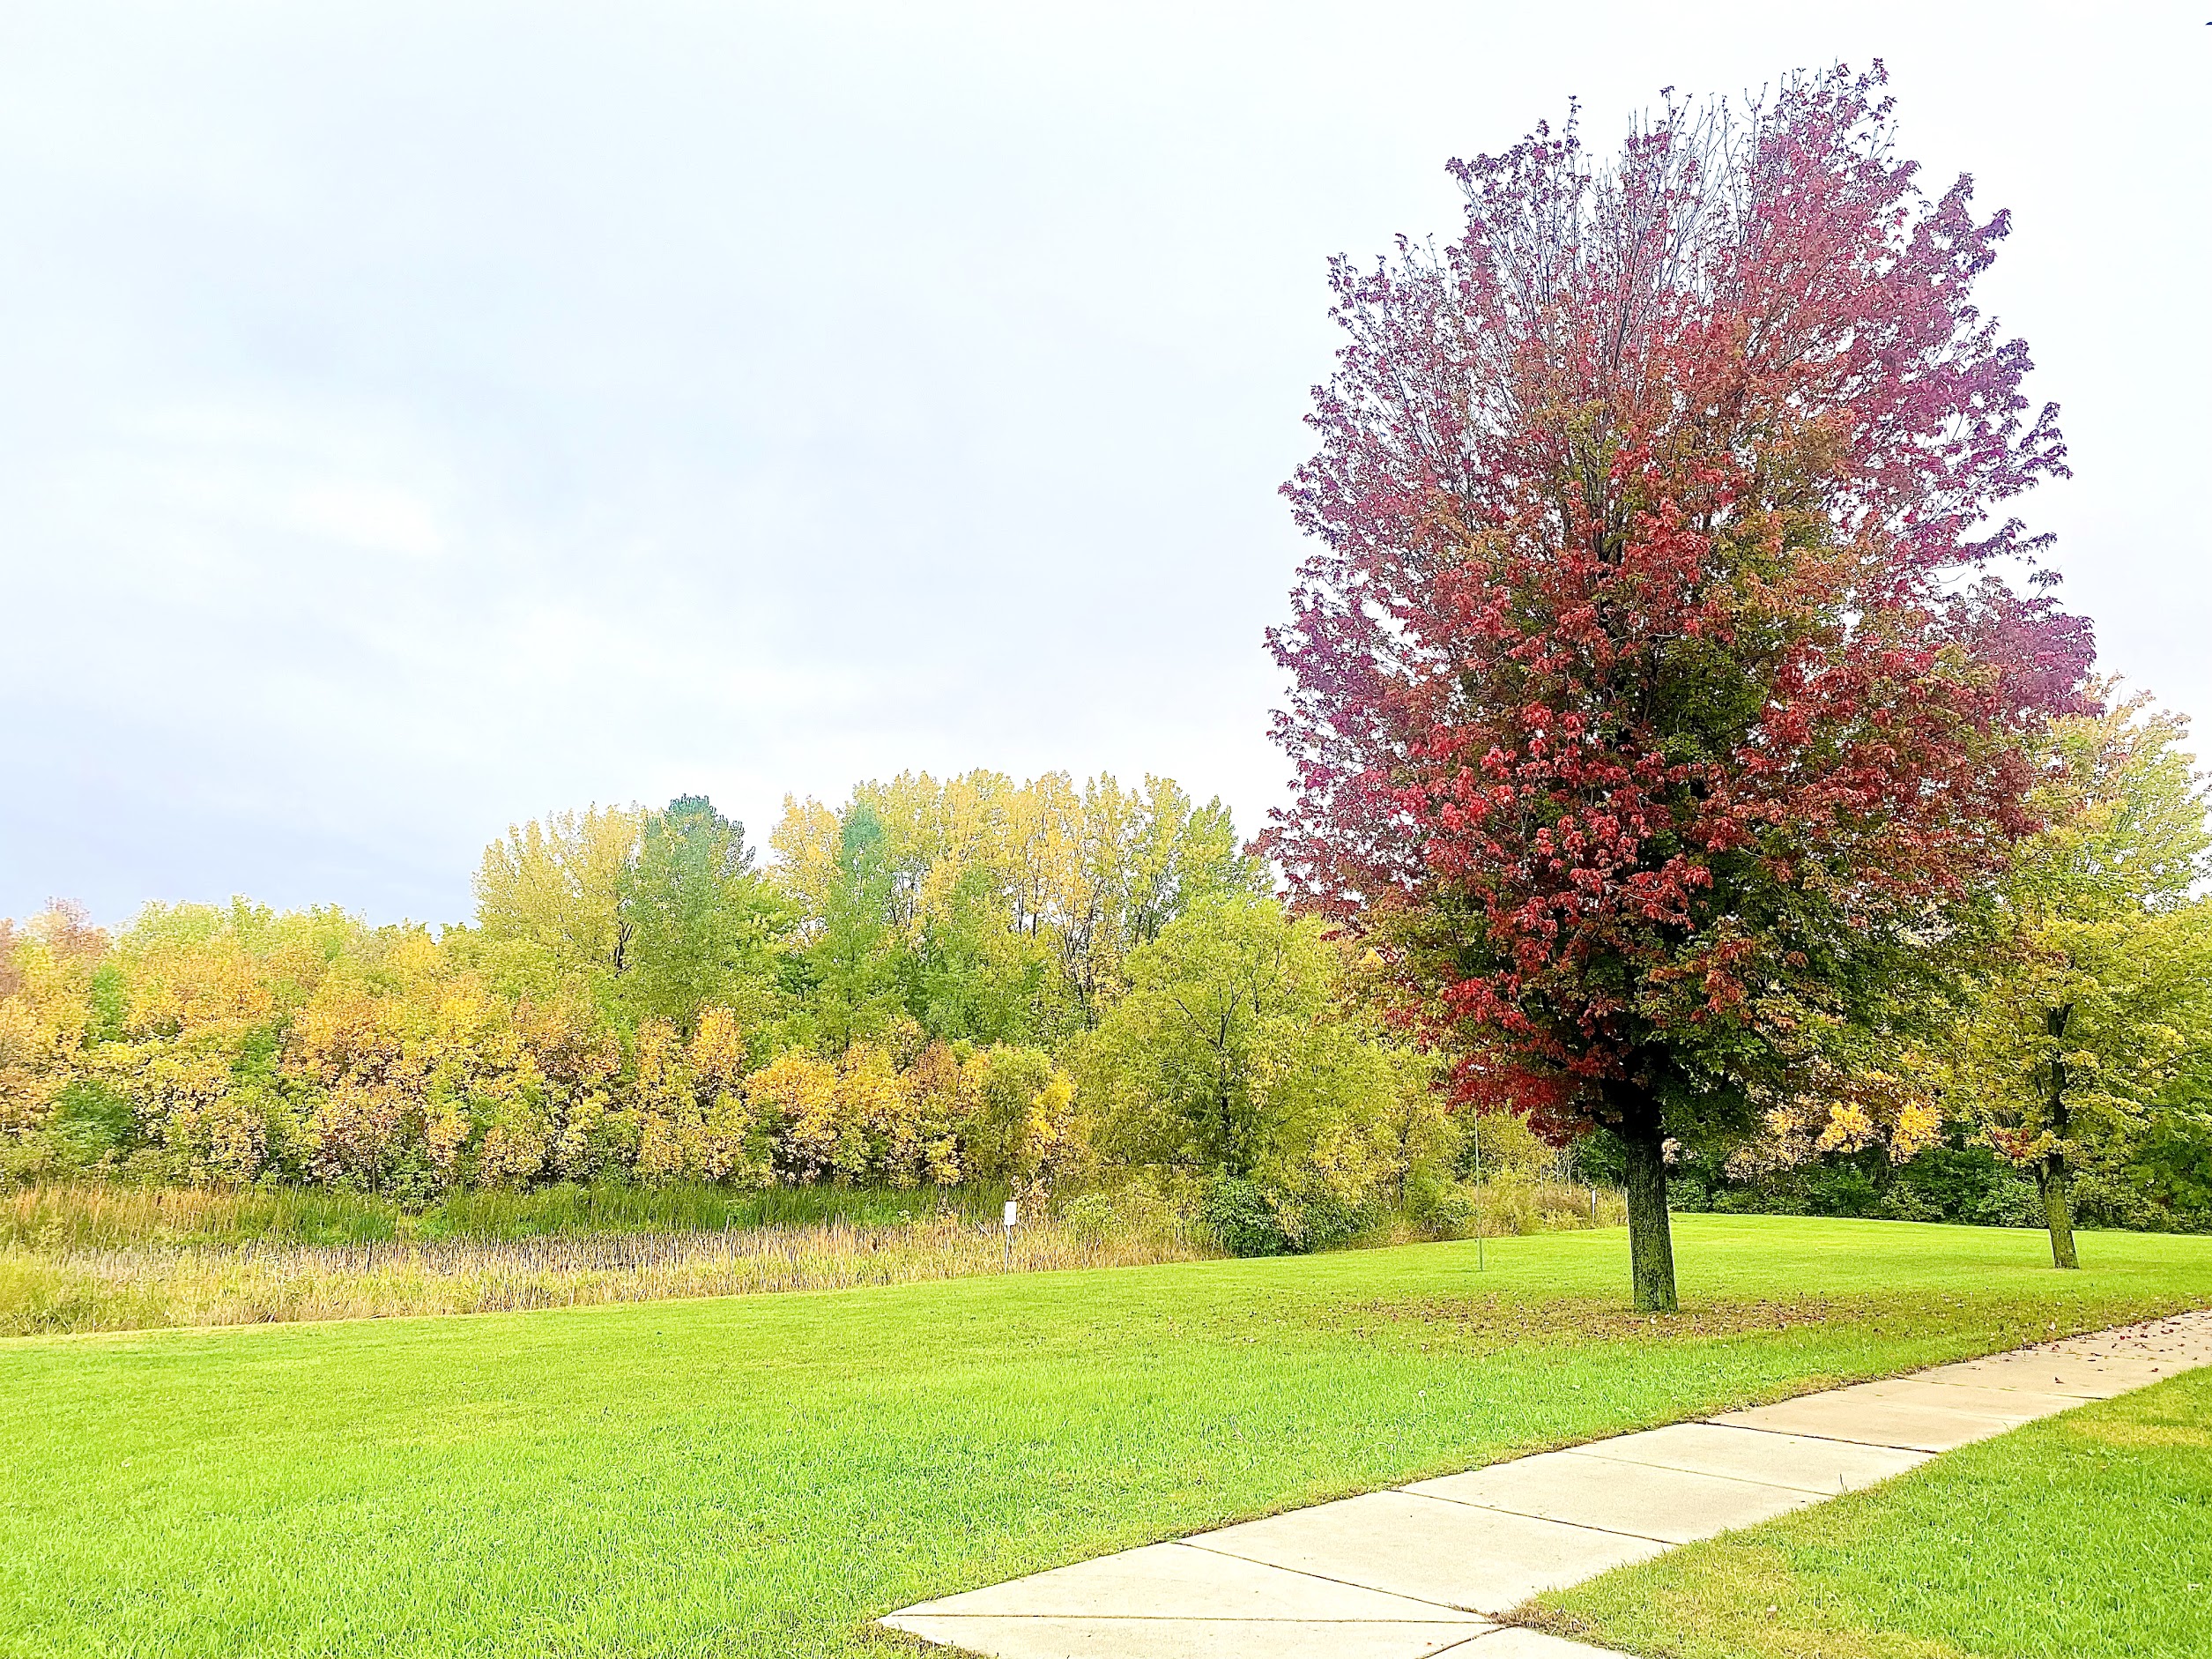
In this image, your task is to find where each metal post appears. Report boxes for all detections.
[1473,1114,1484,1273]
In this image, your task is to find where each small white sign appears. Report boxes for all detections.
[1003,1200,1020,1228]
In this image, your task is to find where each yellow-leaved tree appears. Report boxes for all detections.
[105,902,354,1184]
[768,769,1254,1051]
[0,909,98,1179]
[1072,889,1445,1252]
[472,804,644,978]
[1948,692,2212,1267]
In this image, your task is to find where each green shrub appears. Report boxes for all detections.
[2120,1112,2212,1227]
[1056,1191,1123,1246]
[1667,1139,2042,1228]
[1455,1111,1558,1180]
[1198,1176,1376,1257]
[2072,1169,2210,1235]
[45,1082,135,1171]
[1275,1186,1370,1253]
[1199,1176,1289,1257]
[1406,1170,1475,1238]
[1890,1145,2041,1226]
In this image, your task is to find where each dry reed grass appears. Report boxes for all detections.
[0,1178,969,1252]
[4,1183,374,1251]
[1469,1176,1629,1235]
[0,1177,1629,1337]
[1385,1177,1629,1244]
[0,1212,1208,1336]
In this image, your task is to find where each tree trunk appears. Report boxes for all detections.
[2042,1004,2079,1270]
[1614,1088,1678,1313]
[2038,1157,2079,1270]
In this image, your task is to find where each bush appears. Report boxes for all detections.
[2118,1112,2212,1230]
[44,1081,134,1172]
[1055,1190,1123,1246]
[1667,1139,2041,1227]
[2071,1170,2210,1235]
[1275,1186,1370,1253]
[1410,1173,1624,1239]
[1890,1145,2041,1227]
[1200,1176,1289,1257]
[1197,1174,1377,1257]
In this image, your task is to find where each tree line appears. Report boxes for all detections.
[0,772,1453,1245]
[2,729,2205,1258]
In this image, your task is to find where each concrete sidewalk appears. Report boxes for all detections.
[882,1310,2212,1659]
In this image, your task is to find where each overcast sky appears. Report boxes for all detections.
[4,2,2206,926]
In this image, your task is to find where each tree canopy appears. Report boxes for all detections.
[1946,693,2212,1267]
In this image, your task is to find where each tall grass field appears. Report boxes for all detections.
[0,1177,1622,1335]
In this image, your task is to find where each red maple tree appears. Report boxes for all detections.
[1265,65,2093,1308]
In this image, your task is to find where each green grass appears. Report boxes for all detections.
[2,1216,2208,1659]
[1526,1365,2212,1659]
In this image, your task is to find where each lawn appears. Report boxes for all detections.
[2,1216,2208,1659]
[1525,1364,2212,1659]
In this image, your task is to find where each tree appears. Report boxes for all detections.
[1074,892,1439,1219]
[794,801,913,1052]
[616,797,792,1037]
[1059,775,1258,1019]
[768,770,1260,1047]
[0,909,97,1179]
[903,859,1058,1045]
[1264,67,2089,1309]
[1947,694,2212,1267]
[102,900,362,1187]
[473,806,643,977]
